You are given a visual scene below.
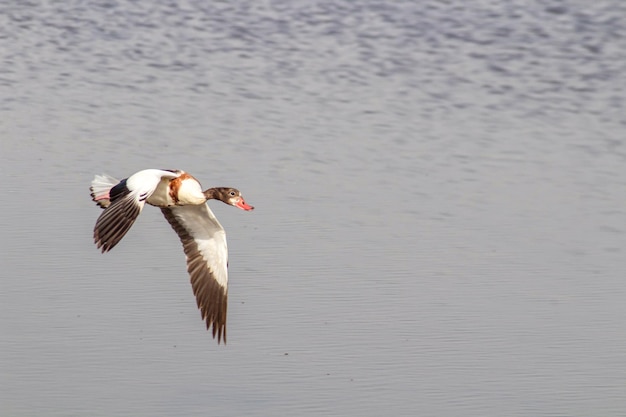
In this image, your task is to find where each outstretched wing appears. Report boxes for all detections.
[93,169,181,252]
[161,203,229,343]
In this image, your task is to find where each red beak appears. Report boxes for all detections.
[235,199,254,211]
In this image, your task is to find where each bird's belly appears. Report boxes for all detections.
[146,176,205,207]
[146,178,175,207]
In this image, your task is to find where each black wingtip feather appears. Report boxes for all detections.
[93,193,142,253]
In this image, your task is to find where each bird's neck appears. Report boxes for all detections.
[203,188,220,200]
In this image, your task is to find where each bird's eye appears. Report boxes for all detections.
[229,191,236,196]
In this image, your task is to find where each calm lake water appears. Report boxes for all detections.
[2,0,626,416]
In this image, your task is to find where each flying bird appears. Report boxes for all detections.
[90,169,254,344]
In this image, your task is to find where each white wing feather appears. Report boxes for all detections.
[93,169,181,252]
[161,203,229,342]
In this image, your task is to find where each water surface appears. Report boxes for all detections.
[2,1,626,416]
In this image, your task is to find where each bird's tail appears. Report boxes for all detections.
[90,174,120,209]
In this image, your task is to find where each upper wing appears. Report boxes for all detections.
[93,169,181,253]
[161,204,229,344]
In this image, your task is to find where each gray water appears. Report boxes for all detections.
[2,1,626,416]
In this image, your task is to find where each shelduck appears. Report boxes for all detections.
[90,169,254,344]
